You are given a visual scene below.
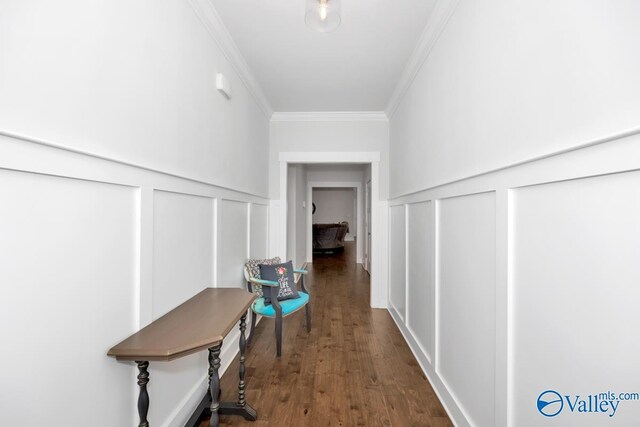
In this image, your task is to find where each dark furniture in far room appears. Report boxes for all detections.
[312,222,349,253]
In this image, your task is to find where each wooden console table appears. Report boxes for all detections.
[108,288,257,427]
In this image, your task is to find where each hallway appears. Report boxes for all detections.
[215,243,452,426]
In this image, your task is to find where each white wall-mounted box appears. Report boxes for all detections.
[216,73,232,99]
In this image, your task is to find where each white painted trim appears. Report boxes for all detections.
[212,198,219,288]
[307,181,363,263]
[279,151,381,163]
[0,129,270,200]
[404,204,409,329]
[246,203,252,259]
[137,187,154,327]
[385,0,461,118]
[390,126,640,200]
[506,191,515,427]
[388,305,469,426]
[387,131,640,427]
[268,200,280,258]
[371,198,388,309]
[186,0,273,118]
[494,189,510,427]
[0,131,269,427]
[279,163,288,260]
[433,199,441,374]
[271,111,388,122]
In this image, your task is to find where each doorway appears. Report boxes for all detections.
[308,182,363,263]
[277,152,385,308]
[365,179,372,273]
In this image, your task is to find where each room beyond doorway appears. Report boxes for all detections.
[311,186,359,259]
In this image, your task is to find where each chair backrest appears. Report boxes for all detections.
[244,257,281,296]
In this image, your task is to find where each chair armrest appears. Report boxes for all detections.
[249,277,279,287]
[294,269,308,275]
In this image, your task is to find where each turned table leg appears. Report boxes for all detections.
[136,361,150,427]
[185,313,258,427]
[238,312,247,407]
[208,342,222,427]
[216,313,258,420]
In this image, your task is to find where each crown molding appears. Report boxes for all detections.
[385,0,460,118]
[187,0,273,118]
[271,111,388,122]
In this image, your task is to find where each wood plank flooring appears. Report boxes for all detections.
[208,243,452,427]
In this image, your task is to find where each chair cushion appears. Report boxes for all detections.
[259,261,300,304]
[252,292,309,317]
[245,257,281,297]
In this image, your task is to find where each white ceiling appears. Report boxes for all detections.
[211,0,438,112]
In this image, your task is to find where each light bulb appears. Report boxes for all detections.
[319,0,328,21]
[305,0,340,33]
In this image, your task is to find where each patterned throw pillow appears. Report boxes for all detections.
[245,257,281,297]
[259,261,300,305]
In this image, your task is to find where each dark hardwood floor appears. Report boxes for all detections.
[208,242,452,426]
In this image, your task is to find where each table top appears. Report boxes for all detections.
[108,288,256,361]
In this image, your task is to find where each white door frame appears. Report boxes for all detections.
[365,179,372,272]
[278,151,385,308]
[307,181,363,264]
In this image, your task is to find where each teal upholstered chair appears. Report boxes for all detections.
[244,257,311,357]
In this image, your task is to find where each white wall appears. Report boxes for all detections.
[389,0,640,198]
[0,0,270,425]
[0,0,269,197]
[312,188,356,239]
[287,164,297,263]
[269,119,389,199]
[387,1,640,426]
[285,164,308,268]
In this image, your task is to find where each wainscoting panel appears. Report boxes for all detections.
[406,201,435,363]
[218,199,249,288]
[152,190,215,318]
[0,169,137,426]
[0,133,269,427]
[389,204,407,320]
[149,190,215,426]
[511,172,640,426]
[250,203,268,259]
[388,133,640,427]
[438,192,496,427]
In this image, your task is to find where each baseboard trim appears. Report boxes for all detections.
[387,305,470,427]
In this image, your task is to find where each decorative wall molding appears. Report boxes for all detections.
[0,129,269,426]
[279,151,381,163]
[387,132,640,427]
[0,128,269,201]
[186,0,273,118]
[271,111,388,122]
[385,0,461,118]
[391,125,640,201]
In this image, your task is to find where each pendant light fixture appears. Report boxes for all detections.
[305,0,341,33]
